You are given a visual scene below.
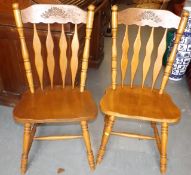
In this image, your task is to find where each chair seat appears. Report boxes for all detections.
[14,86,97,123]
[100,86,180,123]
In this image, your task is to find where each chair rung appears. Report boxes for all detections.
[34,135,83,141]
[111,131,155,140]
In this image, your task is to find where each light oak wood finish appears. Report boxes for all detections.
[131,26,141,87]
[97,5,189,173]
[12,3,96,174]
[121,26,129,87]
[14,87,97,123]
[21,123,31,175]
[111,6,118,90]
[160,122,168,174]
[46,23,55,88]
[13,4,34,94]
[142,27,154,87]
[0,0,110,107]
[59,24,68,88]
[103,115,109,134]
[80,4,95,92]
[71,24,79,89]
[152,29,167,89]
[34,135,83,140]
[151,122,161,154]
[81,121,95,170]
[96,115,115,164]
[27,124,37,155]
[100,86,180,123]
[33,24,44,90]
[111,131,156,140]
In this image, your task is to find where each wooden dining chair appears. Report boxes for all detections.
[12,3,97,174]
[96,6,188,174]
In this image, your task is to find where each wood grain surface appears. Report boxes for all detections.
[100,86,180,123]
[14,86,97,123]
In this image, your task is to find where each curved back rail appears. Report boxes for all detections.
[13,3,95,93]
[111,6,189,93]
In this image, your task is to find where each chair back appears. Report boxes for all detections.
[12,3,95,93]
[111,6,189,94]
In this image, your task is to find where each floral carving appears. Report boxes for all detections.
[41,7,68,19]
[136,11,162,23]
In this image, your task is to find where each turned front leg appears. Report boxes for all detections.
[96,115,115,164]
[81,121,95,170]
[21,123,32,175]
[160,122,168,174]
[27,124,37,155]
[103,115,109,133]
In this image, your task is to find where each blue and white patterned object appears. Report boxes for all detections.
[169,7,191,81]
[185,16,191,32]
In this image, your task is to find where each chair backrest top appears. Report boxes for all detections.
[13,3,95,93]
[13,3,88,24]
[118,7,181,29]
[111,6,189,93]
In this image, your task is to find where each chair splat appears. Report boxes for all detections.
[152,29,167,90]
[71,24,79,89]
[131,26,141,87]
[121,26,129,88]
[46,24,55,89]
[59,24,68,88]
[33,24,44,90]
[142,27,154,88]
